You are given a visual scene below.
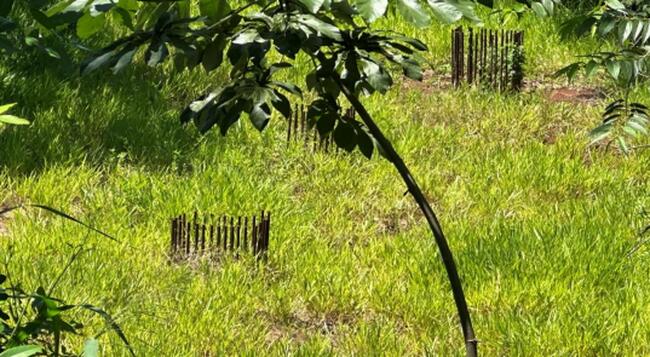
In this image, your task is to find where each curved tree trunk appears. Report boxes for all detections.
[333,76,478,357]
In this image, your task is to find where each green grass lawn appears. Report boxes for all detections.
[2,11,650,355]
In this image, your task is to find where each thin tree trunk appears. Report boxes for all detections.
[332,76,478,357]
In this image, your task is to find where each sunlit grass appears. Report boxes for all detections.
[2,8,650,356]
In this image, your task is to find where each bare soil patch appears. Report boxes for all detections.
[0,195,22,236]
[545,87,605,105]
[400,70,453,94]
[401,72,606,107]
[260,306,357,346]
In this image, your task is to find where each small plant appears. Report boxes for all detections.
[0,205,132,356]
[554,0,650,153]
[0,273,134,357]
[590,98,649,152]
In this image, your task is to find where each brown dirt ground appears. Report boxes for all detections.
[401,72,606,106]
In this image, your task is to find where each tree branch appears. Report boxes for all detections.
[330,74,478,357]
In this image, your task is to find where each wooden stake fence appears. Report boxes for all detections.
[170,211,270,261]
[451,27,524,91]
[287,104,356,153]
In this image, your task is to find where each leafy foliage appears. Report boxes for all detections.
[589,98,648,152]
[0,273,133,356]
[0,0,492,157]
[491,0,559,23]
[554,0,650,151]
[0,103,29,128]
[0,206,130,356]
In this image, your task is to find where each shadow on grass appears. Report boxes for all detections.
[0,55,216,175]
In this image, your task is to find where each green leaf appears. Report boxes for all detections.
[606,60,621,79]
[249,103,271,131]
[77,12,105,39]
[333,121,357,151]
[293,14,342,41]
[0,345,42,357]
[271,81,303,97]
[617,136,629,153]
[81,51,115,75]
[530,2,547,17]
[0,102,16,114]
[589,123,612,145]
[271,90,291,119]
[631,20,643,42]
[202,36,226,72]
[359,58,392,93]
[585,60,598,77]
[641,21,650,45]
[397,0,431,27]
[554,62,581,81]
[78,304,134,356]
[354,0,388,23]
[427,0,462,24]
[298,0,326,13]
[112,47,137,74]
[605,0,626,11]
[0,115,29,125]
[146,39,168,67]
[82,338,99,357]
[626,116,648,135]
[619,20,633,44]
[199,0,231,22]
[24,36,38,46]
[356,126,374,159]
[598,16,617,36]
[541,0,554,16]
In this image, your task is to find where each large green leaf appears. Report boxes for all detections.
[427,0,462,23]
[0,102,16,114]
[605,0,626,11]
[618,20,633,44]
[530,2,547,17]
[0,345,42,357]
[146,39,169,67]
[81,51,116,75]
[607,60,621,79]
[397,0,431,27]
[199,0,231,22]
[0,115,29,125]
[298,0,326,13]
[333,121,357,151]
[112,47,137,74]
[249,103,271,131]
[77,12,105,39]
[202,36,226,72]
[354,0,388,23]
[541,0,554,16]
[359,58,392,93]
[293,14,342,41]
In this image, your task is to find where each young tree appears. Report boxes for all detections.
[0,0,547,354]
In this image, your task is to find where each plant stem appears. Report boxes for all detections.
[332,76,478,356]
[54,330,61,357]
